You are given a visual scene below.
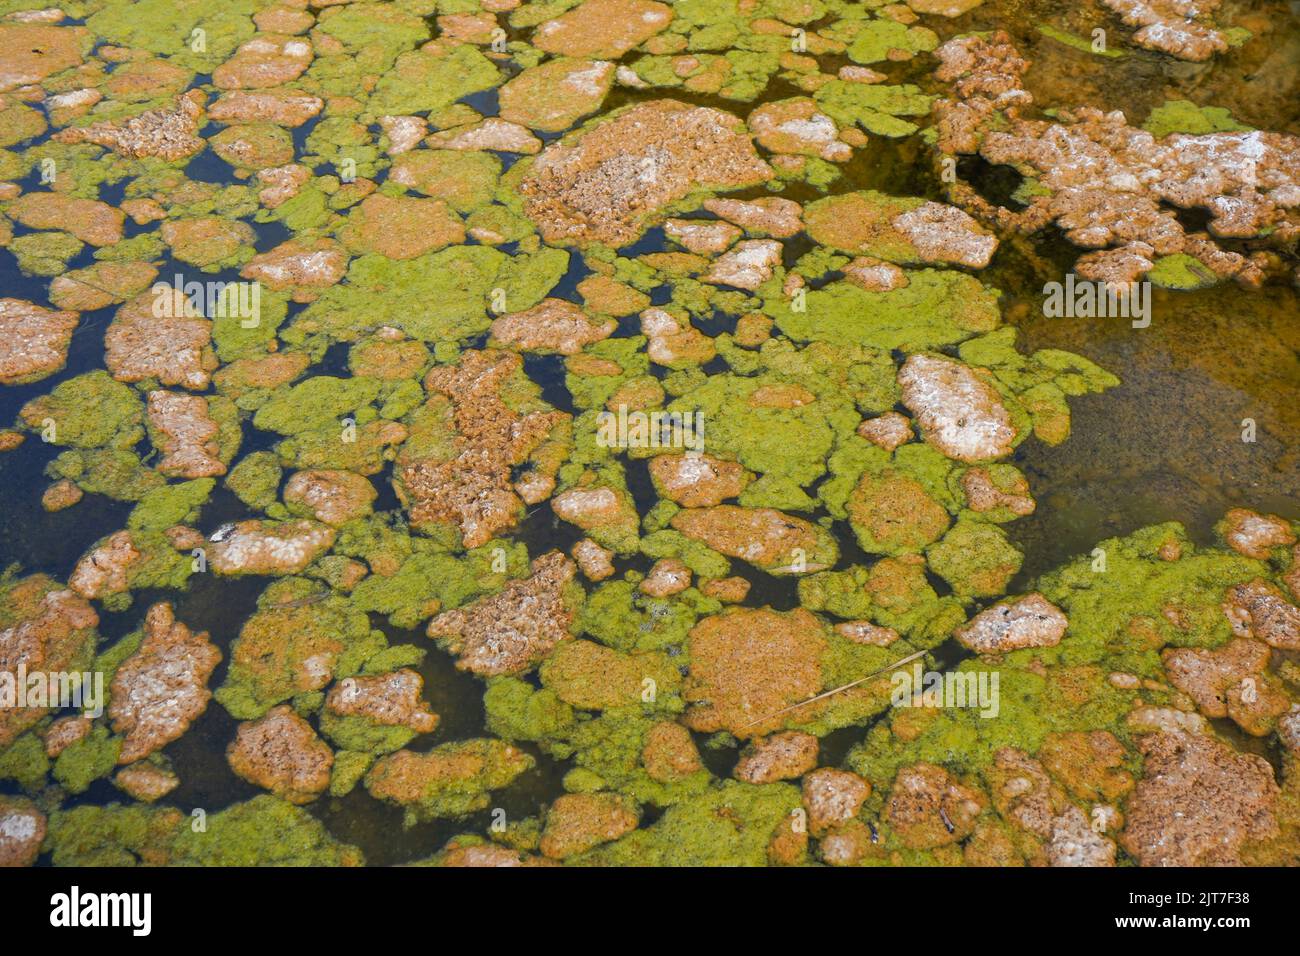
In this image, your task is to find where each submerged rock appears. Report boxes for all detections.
[283,470,377,527]
[803,768,871,836]
[734,731,820,784]
[703,239,783,290]
[490,298,615,355]
[1100,0,1231,61]
[1219,508,1296,560]
[105,291,217,391]
[885,763,984,850]
[499,58,615,133]
[703,196,803,237]
[400,349,568,547]
[147,391,227,479]
[365,739,534,821]
[0,578,98,747]
[640,558,691,598]
[572,538,616,582]
[324,670,439,741]
[684,607,827,737]
[55,91,205,160]
[532,0,673,58]
[648,453,751,508]
[114,762,180,804]
[671,505,837,574]
[934,32,1298,285]
[1162,638,1289,736]
[1222,579,1300,649]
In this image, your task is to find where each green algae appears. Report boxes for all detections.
[485,678,578,743]
[215,584,388,720]
[364,739,536,823]
[925,517,1022,598]
[1,0,1293,873]
[127,479,216,532]
[46,803,183,867]
[85,0,257,72]
[0,732,49,792]
[1147,253,1221,290]
[813,81,933,138]
[1035,24,1126,59]
[170,796,364,866]
[19,371,142,449]
[766,271,1002,352]
[253,375,382,435]
[578,578,721,654]
[369,44,501,115]
[290,244,562,345]
[346,538,531,629]
[1142,100,1252,137]
[53,724,121,794]
[842,18,937,65]
[555,710,713,807]
[225,451,284,513]
[8,231,84,276]
[1034,522,1264,668]
[48,448,165,502]
[579,780,799,865]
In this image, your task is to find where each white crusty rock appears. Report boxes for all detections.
[703,239,782,290]
[954,593,1069,653]
[898,353,1017,461]
[209,520,337,576]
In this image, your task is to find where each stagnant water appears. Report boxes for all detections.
[0,0,1297,866]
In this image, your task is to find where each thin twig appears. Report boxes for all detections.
[737,645,930,731]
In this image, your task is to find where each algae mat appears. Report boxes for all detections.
[0,0,1297,869]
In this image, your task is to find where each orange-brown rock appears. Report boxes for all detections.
[109,603,221,764]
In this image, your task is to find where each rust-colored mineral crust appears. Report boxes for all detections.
[1100,0,1230,62]
[227,705,334,803]
[109,603,221,764]
[933,32,1299,286]
[147,391,226,479]
[954,593,1069,653]
[1120,730,1279,866]
[0,582,98,747]
[520,99,773,246]
[56,90,206,160]
[0,299,78,385]
[400,349,568,548]
[324,669,439,734]
[427,551,577,676]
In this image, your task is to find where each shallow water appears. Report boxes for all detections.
[1,0,1297,866]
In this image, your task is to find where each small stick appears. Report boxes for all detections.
[737,645,930,731]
